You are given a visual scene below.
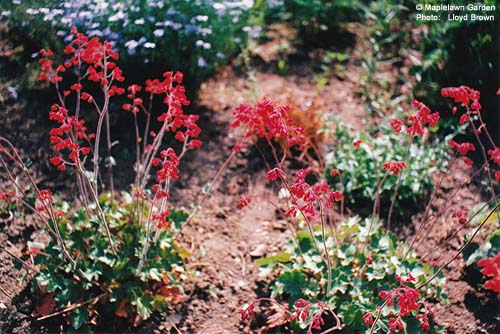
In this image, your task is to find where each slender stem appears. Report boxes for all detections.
[416,200,500,289]
[387,136,414,228]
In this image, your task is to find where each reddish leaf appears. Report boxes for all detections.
[32,292,56,317]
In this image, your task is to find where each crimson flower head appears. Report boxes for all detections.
[488,147,500,166]
[266,167,285,181]
[38,189,52,201]
[441,86,480,108]
[353,139,362,148]
[388,317,404,331]
[237,195,252,209]
[449,140,475,156]
[382,160,407,175]
[329,169,342,177]
[363,312,374,325]
[477,252,500,298]
[238,304,255,321]
[390,118,403,134]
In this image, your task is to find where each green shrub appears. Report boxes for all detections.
[30,194,189,332]
[325,121,450,216]
[257,217,446,333]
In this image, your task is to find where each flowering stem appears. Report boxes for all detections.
[369,299,390,334]
[387,136,414,229]
[362,172,389,254]
[403,154,458,259]
[416,199,500,289]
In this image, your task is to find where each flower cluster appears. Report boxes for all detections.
[0,190,15,204]
[122,71,202,152]
[293,299,327,334]
[36,189,53,212]
[449,140,476,156]
[238,298,329,334]
[389,99,439,137]
[152,148,180,199]
[407,99,440,136]
[441,85,500,181]
[48,104,93,171]
[282,168,343,220]
[477,252,500,299]
[382,160,407,175]
[368,274,434,332]
[231,99,305,151]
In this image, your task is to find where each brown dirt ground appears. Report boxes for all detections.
[1,23,499,334]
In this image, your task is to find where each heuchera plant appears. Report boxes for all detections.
[0,28,201,331]
[234,85,500,333]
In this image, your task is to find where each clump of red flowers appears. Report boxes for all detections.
[477,252,500,299]
[382,160,407,175]
[441,85,500,182]
[238,298,331,334]
[231,99,305,151]
[367,274,434,332]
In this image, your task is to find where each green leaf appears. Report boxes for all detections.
[175,245,192,260]
[277,270,307,300]
[255,252,293,266]
[71,307,88,329]
[132,293,154,320]
[148,268,162,281]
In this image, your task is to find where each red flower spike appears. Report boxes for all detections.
[488,147,500,166]
[390,118,403,134]
[388,317,404,331]
[363,312,374,326]
[382,161,407,175]
[449,140,476,156]
[237,196,252,209]
[266,167,285,181]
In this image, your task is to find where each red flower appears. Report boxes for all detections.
[452,209,468,224]
[388,317,404,331]
[390,118,403,134]
[238,304,255,321]
[237,196,252,209]
[353,139,362,148]
[329,169,341,177]
[49,156,63,166]
[449,140,476,156]
[38,189,52,202]
[382,161,407,175]
[189,139,202,150]
[363,312,374,325]
[266,167,285,181]
[488,147,500,166]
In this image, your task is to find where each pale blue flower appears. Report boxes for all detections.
[197,57,207,67]
[153,29,164,37]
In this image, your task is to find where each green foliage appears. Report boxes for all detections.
[263,0,362,39]
[29,193,189,332]
[258,217,447,333]
[325,121,449,215]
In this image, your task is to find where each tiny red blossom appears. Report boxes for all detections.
[382,161,407,175]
